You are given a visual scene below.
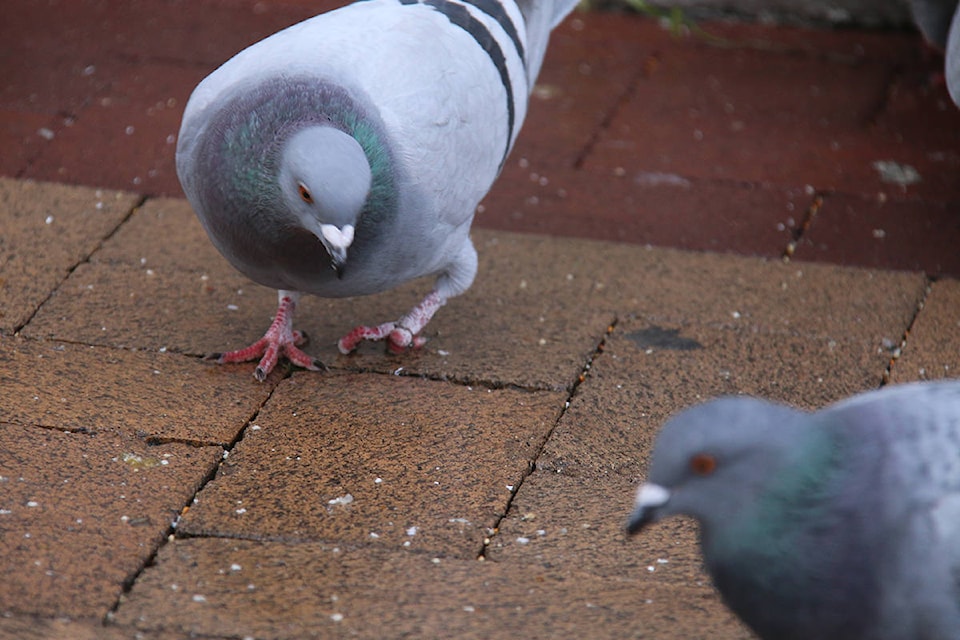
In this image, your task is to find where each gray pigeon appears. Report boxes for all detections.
[627,382,960,640]
[176,0,578,380]
[948,4,960,105]
[908,0,960,106]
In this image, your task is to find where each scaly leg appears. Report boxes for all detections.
[338,238,478,355]
[337,290,443,354]
[212,290,325,381]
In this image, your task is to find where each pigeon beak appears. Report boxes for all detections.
[316,223,354,279]
[626,483,671,535]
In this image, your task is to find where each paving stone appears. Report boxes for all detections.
[890,277,960,383]
[0,110,57,179]
[0,616,189,640]
[509,14,663,169]
[178,372,566,557]
[580,239,926,342]
[92,197,223,271]
[796,193,960,277]
[488,469,708,586]
[114,537,752,639]
[0,178,139,333]
[481,163,806,255]
[0,335,277,444]
[23,60,199,196]
[584,27,960,201]
[489,316,890,580]
[0,423,221,618]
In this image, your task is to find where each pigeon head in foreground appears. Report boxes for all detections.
[177,0,579,380]
[627,381,960,640]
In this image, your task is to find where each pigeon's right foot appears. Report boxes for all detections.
[337,291,442,354]
[210,292,325,381]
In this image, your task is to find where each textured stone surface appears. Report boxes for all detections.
[0,617,188,640]
[114,537,753,639]
[0,423,221,618]
[580,239,927,343]
[0,177,139,333]
[488,316,894,580]
[178,372,566,557]
[890,277,960,383]
[0,335,278,443]
[797,194,960,276]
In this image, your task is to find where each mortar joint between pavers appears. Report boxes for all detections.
[882,277,933,386]
[475,319,619,560]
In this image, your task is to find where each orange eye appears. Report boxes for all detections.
[298,183,313,203]
[690,453,717,476]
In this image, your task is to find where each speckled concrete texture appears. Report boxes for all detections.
[0,423,221,617]
[0,178,140,333]
[890,278,960,384]
[2,1,960,638]
[113,537,753,639]
[177,371,567,555]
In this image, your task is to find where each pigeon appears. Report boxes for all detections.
[176,0,579,380]
[948,5,960,105]
[907,0,960,106]
[627,381,960,640]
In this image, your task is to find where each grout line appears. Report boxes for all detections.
[13,193,149,335]
[475,319,617,561]
[571,53,658,169]
[781,190,824,262]
[880,277,934,386]
[101,373,289,626]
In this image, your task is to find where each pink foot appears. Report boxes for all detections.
[337,291,442,355]
[211,293,325,381]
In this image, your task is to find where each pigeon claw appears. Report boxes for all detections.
[216,332,323,382]
[337,323,428,355]
[338,291,443,354]
[212,295,324,381]
[387,327,427,354]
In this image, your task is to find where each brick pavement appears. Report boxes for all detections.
[1,1,959,638]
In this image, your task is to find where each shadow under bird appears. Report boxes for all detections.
[176,0,579,380]
[627,381,960,640]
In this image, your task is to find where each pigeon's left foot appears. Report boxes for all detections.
[338,291,443,355]
[211,292,325,381]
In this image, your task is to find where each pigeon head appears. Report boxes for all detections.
[278,125,372,276]
[627,397,805,538]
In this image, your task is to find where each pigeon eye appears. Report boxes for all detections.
[690,453,717,476]
[297,183,313,203]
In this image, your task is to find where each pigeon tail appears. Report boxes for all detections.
[516,0,580,86]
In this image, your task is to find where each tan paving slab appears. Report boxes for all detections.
[489,317,891,581]
[114,537,752,639]
[0,423,221,618]
[27,200,614,390]
[0,335,278,443]
[0,615,193,640]
[890,277,960,384]
[581,239,927,343]
[91,197,221,270]
[0,177,139,334]
[178,371,566,557]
